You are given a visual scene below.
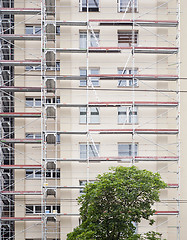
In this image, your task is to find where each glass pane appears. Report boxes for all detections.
[26,206,33,214]
[90,107,99,123]
[90,32,99,47]
[118,107,127,124]
[26,98,34,107]
[35,206,41,213]
[26,170,33,179]
[80,107,87,123]
[25,66,33,71]
[80,32,87,49]
[25,133,34,139]
[56,62,60,71]
[89,144,99,157]
[35,133,41,139]
[25,26,33,34]
[35,98,41,107]
[35,170,41,178]
[35,26,41,35]
[118,144,129,156]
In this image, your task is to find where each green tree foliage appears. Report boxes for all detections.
[67,166,167,240]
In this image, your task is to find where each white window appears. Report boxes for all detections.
[118,68,138,87]
[25,133,41,139]
[25,26,41,35]
[80,0,99,12]
[25,61,60,71]
[79,31,99,49]
[26,169,60,179]
[45,97,60,104]
[80,107,100,124]
[118,0,138,13]
[25,98,41,107]
[118,106,138,124]
[118,30,138,47]
[26,205,60,214]
[80,143,100,159]
[118,143,138,156]
[80,68,100,86]
[80,180,95,194]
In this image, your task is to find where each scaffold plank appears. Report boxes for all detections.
[0,60,41,66]
[154,211,179,215]
[0,165,41,169]
[0,139,41,143]
[54,156,179,162]
[57,101,178,108]
[1,191,42,195]
[0,87,41,92]
[57,129,178,135]
[0,112,41,118]
[0,217,42,221]
[0,34,41,40]
[89,19,178,27]
[0,8,41,14]
[56,21,87,26]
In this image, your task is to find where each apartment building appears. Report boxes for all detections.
[0,0,187,239]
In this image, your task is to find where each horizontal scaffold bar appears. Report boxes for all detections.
[0,34,41,40]
[58,101,178,107]
[0,217,42,221]
[0,8,41,14]
[0,60,41,66]
[0,139,41,143]
[1,191,42,195]
[0,165,41,169]
[50,47,178,54]
[52,156,179,162]
[57,129,178,135]
[0,87,41,92]
[89,19,178,27]
[0,112,41,117]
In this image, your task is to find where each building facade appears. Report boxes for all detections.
[0,0,187,239]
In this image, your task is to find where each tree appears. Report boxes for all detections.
[67,166,167,240]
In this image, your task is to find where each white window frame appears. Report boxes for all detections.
[26,169,60,179]
[79,30,99,49]
[118,106,138,124]
[80,107,100,124]
[118,143,138,157]
[80,68,100,86]
[25,61,60,71]
[117,68,138,87]
[80,143,100,159]
[26,205,60,214]
[25,133,41,139]
[79,180,95,194]
[117,0,138,13]
[25,25,41,35]
[25,97,41,107]
[79,0,100,12]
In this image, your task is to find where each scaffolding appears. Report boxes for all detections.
[0,0,181,239]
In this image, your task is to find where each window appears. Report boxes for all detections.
[80,143,100,159]
[25,61,60,71]
[118,30,138,47]
[25,98,41,107]
[118,68,138,87]
[79,31,99,49]
[118,143,138,156]
[80,0,99,12]
[118,106,138,124]
[25,133,41,139]
[26,205,60,214]
[118,0,138,13]
[80,68,100,86]
[80,180,95,194]
[80,107,100,124]
[45,97,60,104]
[25,25,60,35]
[26,169,60,179]
[25,26,41,35]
